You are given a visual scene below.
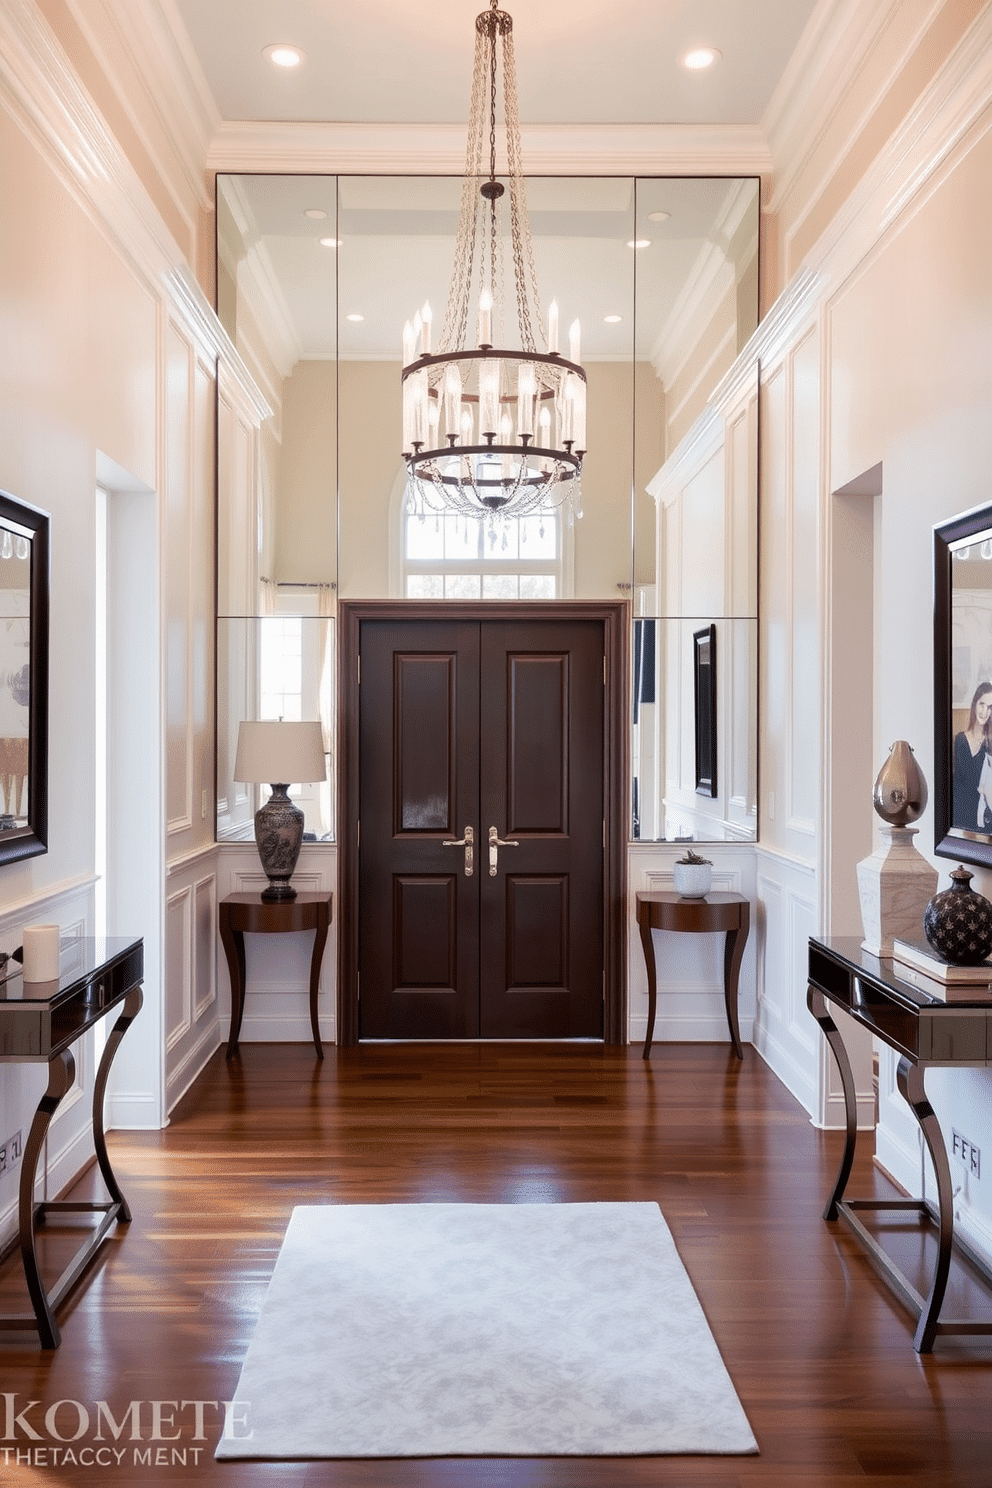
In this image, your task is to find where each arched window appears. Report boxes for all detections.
[401,506,571,599]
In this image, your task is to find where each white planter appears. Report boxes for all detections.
[673,861,712,898]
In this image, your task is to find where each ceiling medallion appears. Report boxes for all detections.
[401,0,586,523]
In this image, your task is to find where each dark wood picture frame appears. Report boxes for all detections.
[693,623,717,797]
[934,500,992,869]
[0,490,48,865]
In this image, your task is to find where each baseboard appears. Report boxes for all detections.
[105,1092,167,1131]
[231,1011,336,1044]
[166,1016,223,1113]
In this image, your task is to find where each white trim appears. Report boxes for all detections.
[205,120,773,177]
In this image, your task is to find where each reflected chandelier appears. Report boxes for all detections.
[401,0,586,522]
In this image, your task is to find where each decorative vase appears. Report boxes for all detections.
[858,741,936,957]
[923,865,992,965]
[872,740,928,826]
[673,850,712,898]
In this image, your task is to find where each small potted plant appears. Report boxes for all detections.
[673,847,713,898]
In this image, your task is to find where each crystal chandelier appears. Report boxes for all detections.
[401,0,586,522]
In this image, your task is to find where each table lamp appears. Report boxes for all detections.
[234,721,326,901]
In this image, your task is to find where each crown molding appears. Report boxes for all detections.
[765,0,952,218]
[206,120,773,178]
[64,0,216,215]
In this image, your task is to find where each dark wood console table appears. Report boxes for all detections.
[808,936,992,1352]
[0,936,143,1348]
[220,892,332,1059]
[636,891,750,1059]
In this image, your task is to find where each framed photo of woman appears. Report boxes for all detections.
[935,500,992,868]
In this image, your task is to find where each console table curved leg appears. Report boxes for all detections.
[723,923,747,1059]
[92,985,143,1216]
[309,920,328,1059]
[807,983,858,1221]
[897,1057,954,1353]
[19,1050,76,1349]
[221,922,246,1057]
[639,916,658,1059]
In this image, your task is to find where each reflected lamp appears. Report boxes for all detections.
[234,721,326,901]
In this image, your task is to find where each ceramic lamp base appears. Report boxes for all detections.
[255,785,304,901]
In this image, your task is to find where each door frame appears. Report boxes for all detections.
[337,599,629,1045]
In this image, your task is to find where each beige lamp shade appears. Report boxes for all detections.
[234,721,326,785]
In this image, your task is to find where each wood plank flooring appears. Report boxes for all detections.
[3,1040,992,1485]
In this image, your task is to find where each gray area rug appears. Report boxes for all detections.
[216,1201,757,1459]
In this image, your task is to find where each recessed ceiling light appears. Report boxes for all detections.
[319,236,342,248]
[647,210,671,223]
[627,239,651,249]
[263,44,304,68]
[604,315,622,324]
[683,46,720,70]
[346,313,364,323]
[304,208,328,220]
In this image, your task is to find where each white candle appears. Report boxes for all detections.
[547,300,559,354]
[517,363,535,438]
[427,395,440,448]
[460,406,474,446]
[478,288,493,348]
[479,360,500,435]
[421,301,433,355]
[573,376,587,450]
[500,412,513,479]
[22,924,60,983]
[569,319,581,364]
[444,364,462,439]
[539,406,552,468]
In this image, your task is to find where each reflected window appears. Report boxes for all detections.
[403,507,561,600]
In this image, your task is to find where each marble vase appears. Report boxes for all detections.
[857,824,938,957]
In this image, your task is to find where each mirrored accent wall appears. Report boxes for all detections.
[215,173,760,844]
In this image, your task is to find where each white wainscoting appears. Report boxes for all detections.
[217,844,337,1046]
[627,843,757,1049]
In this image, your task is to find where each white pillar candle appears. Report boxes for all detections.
[569,319,581,364]
[22,924,60,983]
[479,360,500,436]
[517,363,535,438]
[444,364,462,439]
[478,288,493,347]
[421,301,432,355]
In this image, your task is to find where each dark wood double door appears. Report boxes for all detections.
[343,603,625,1041]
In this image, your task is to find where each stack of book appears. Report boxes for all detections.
[892,937,992,1001]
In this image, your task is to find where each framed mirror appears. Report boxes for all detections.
[0,490,48,864]
[934,500,992,868]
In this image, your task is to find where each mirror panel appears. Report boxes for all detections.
[216,614,334,846]
[215,173,759,843]
[0,490,48,863]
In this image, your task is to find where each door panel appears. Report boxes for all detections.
[480,619,604,1037]
[359,620,480,1038]
[359,613,604,1040]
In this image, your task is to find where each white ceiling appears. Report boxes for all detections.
[171,0,821,129]
[189,1,819,368]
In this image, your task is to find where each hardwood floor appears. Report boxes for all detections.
[3,1039,992,1485]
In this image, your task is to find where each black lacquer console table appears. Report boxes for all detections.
[808,936,992,1352]
[0,936,143,1347]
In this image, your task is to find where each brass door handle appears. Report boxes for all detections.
[442,825,474,876]
[488,825,519,876]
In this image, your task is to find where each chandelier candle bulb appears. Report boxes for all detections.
[478,288,493,347]
[421,301,432,355]
[547,300,559,354]
[517,363,535,437]
[480,360,500,435]
[444,364,462,439]
[569,320,581,364]
[573,377,587,449]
